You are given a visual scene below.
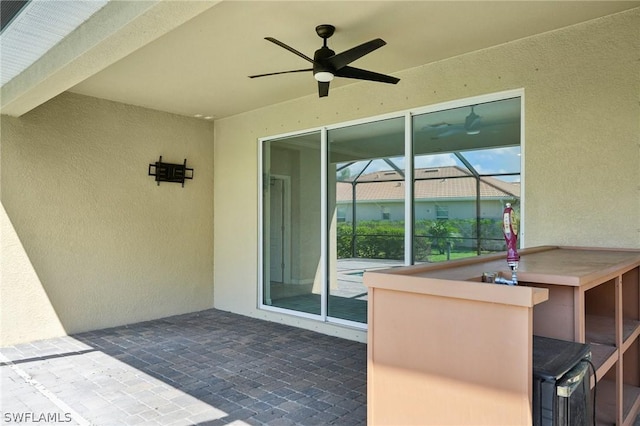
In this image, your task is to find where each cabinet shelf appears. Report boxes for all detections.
[514,248,640,425]
[625,386,640,426]
[622,319,640,352]
[588,342,617,381]
[586,315,616,346]
[594,380,640,426]
[585,315,640,348]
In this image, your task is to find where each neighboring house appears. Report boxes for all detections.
[336,166,520,222]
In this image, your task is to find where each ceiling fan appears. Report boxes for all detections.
[249,24,400,98]
[424,106,483,138]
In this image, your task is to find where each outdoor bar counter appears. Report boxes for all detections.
[364,246,640,425]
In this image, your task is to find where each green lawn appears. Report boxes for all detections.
[423,251,496,263]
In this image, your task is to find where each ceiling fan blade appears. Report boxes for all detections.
[328,38,386,70]
[318,81,330,97]
[334,66,400,84]
[265,37,314,63]
[249,68,312,78]
[434,126,465,138]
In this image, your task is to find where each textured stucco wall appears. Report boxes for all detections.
[213,9,639,341]
[1,204,67,343]
[1,93,214,345]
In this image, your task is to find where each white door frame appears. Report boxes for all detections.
[269,175,292,286]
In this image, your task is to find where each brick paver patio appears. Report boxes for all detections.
[0,309,366,425]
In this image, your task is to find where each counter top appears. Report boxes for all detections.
[367,246,640,287]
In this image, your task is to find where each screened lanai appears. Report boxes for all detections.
[261,93,522,325]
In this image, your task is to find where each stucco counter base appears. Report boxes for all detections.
[365,256,548,425]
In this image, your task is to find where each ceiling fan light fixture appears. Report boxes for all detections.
[314,71,334,82]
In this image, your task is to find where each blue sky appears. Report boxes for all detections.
[339,145,521,183]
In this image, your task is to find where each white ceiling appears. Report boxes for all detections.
[0,0,108,85]
[2,1,639,119]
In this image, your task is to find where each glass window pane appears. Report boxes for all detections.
[460,146,521,176]
[412,97,521,263]
[413,97,521,156]
[328,118,405,323]
[262,132,322,316]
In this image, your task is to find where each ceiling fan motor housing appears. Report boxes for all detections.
[313,46,336,81]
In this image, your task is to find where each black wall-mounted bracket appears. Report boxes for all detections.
[148,156,194,187]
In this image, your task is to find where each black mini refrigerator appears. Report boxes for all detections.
[532,335,593,426]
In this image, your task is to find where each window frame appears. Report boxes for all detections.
[258,89,525,327]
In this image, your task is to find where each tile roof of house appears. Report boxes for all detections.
[336,166,520,202]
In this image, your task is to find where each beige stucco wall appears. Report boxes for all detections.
[213,9,639,342]
[1,93,214,346]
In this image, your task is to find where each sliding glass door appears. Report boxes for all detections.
[260,91,523,327]
[327,117,405,323]
[262,131,322,316]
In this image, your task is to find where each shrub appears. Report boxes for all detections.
[336,217,506,260]
[337,221,404,259]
